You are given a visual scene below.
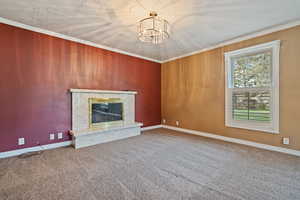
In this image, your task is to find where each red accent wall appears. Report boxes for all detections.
[0,23,161,152]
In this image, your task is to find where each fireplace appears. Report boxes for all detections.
[89,98,123,128]
[70,89,142,149]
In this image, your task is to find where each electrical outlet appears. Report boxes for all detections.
[283,137,290,145]
[162,119,166,124]
[57,132,63,139]
[176,121,179,126]
[50,133,55,140]
[18,138,25,145]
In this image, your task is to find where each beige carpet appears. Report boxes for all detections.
[0,128,300,200]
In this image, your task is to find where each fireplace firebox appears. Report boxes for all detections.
[89,98,123,128]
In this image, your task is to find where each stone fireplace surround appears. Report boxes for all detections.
[70,89,142,149]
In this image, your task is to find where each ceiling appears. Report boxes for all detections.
[0,0,299,62]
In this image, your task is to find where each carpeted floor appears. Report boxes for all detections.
[0,128,300,200]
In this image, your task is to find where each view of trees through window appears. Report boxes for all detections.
[231,51,272,122]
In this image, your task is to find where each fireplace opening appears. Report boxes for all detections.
[89,98,123,128]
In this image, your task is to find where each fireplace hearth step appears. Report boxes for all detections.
[70,122,143,149]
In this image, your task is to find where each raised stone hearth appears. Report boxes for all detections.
[70,89,142,149]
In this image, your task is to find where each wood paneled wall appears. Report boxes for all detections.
[0,23,161,152]
[162,25,300,150]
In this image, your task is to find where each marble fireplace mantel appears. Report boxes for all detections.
[70,88,137,95]
[70,89,142,149]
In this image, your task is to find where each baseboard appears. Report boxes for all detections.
[3,125,298,158]
[0,125,162,158]
[0,141,72,159]
[141,124,163,131]
[162,125,300,157]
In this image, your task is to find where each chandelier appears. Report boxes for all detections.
[138,11,170,44]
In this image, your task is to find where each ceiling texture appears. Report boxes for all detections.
[0,0,299,62]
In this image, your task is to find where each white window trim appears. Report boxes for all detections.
[224,40,280,134]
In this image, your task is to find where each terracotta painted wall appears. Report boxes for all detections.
[162,25,300,151]
[0,23,161,153]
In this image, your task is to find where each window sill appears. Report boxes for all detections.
[226,122,279,134]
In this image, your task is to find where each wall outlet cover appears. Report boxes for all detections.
[18,138,25,145]
[176,121,179,126]
[50,134,55,140]
[162,119,166,124]
[283,137,290,145]
[58,132,63,139]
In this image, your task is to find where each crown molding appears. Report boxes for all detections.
[162,19,300,63]
[0,17,162,63]
[1,17,300,64]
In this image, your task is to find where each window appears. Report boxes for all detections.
[224,41,280,133]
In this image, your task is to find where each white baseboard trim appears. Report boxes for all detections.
[2,126,299,158]
[162,125,300,157]
[141,124,163,131]
[0,124,162,158]
[0,141,72,159]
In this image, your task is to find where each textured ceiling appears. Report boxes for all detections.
[0,0,300,62]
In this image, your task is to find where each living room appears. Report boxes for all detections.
[0,1,300,199]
